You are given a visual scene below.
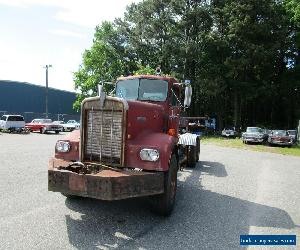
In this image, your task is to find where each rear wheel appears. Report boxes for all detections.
[151,154,177,216]
[187,142,199,168]
[55,130,59,134]
[196,138,200,162]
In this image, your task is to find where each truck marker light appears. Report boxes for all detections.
[140,149,159,162]
[168,128,176,136]
[56,141,71,153]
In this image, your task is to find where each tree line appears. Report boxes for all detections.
[74,0,300,130]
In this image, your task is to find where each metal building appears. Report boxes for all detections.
[0,80,79,122]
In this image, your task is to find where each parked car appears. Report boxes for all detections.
[242,127,267,144]
[53,121,64,125]
[0,115,25,132]
[268,130,293,147]
[25,119,63,134]
[287,130,297,144]
[221,127,238,138]
[65,120,80,131]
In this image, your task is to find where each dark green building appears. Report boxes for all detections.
[0,80,79,122]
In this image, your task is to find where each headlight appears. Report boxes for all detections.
[56,141,71,152]
[140,149,159,162]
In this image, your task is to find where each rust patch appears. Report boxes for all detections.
[69,174,86,192]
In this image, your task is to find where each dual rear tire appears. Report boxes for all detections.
[187,138,200,168]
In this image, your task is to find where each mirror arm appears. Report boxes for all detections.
[171,88,183,108]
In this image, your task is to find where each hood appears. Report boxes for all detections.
[243,132,262,136]
[126,100,166,140]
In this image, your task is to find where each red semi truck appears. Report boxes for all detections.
[48,75,200,216]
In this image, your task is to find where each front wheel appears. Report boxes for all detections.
[151,154,177,216]
[55,131,59,134]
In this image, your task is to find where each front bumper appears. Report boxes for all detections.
[46,127,62,132]
[48,158,164,200]
[269,140,292,146]
[222,133,235,137]
[243,137,264,143]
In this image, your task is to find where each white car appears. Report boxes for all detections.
[221,127,238,138]
[0,115,25,131]
[64,120,80,131]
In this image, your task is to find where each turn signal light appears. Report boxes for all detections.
[168,128,176,136]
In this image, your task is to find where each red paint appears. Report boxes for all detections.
[55,130,80,161]
[54,75,182,172]
[125,131,178,171]
[25,119,62,132]
[25,121,50,132]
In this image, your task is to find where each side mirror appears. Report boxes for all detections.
[184,85,192,107]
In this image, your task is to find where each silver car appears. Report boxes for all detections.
[242,127,266,144]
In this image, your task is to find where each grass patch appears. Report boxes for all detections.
[201,136,300,157]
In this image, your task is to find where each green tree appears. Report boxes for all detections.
[73,22,129,110]
[73,0,300,129]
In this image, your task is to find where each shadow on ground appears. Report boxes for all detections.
[64,161,295,250]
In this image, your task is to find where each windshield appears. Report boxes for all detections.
[246,127,262,133]
[7,116,24,121]
[33,119,52,123]
[116,78,168,102]
[273,130,288,136]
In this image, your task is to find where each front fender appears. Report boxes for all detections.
[125,132,178,171]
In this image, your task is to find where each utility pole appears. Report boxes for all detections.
[44,65,52,118]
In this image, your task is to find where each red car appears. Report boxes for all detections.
[268,130,293,147]
[25,119,63,134]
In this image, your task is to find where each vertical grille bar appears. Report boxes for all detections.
[110,102,114,164]
[90,106,94,162]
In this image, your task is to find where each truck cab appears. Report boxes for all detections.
[48,75,198,216]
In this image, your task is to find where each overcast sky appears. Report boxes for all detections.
[0,0,139,92]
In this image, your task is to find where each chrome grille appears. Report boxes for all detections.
[84,106,123,165]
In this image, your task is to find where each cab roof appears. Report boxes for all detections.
[117,74,177,83]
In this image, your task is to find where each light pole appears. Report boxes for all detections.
[44,64,52,118]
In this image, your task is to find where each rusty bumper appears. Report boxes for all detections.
[48,158,164,200]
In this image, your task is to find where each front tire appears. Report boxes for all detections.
[151,154,177,216]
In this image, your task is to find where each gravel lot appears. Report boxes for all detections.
[0,132,299,250]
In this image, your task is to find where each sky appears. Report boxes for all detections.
[0,0,139,92]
